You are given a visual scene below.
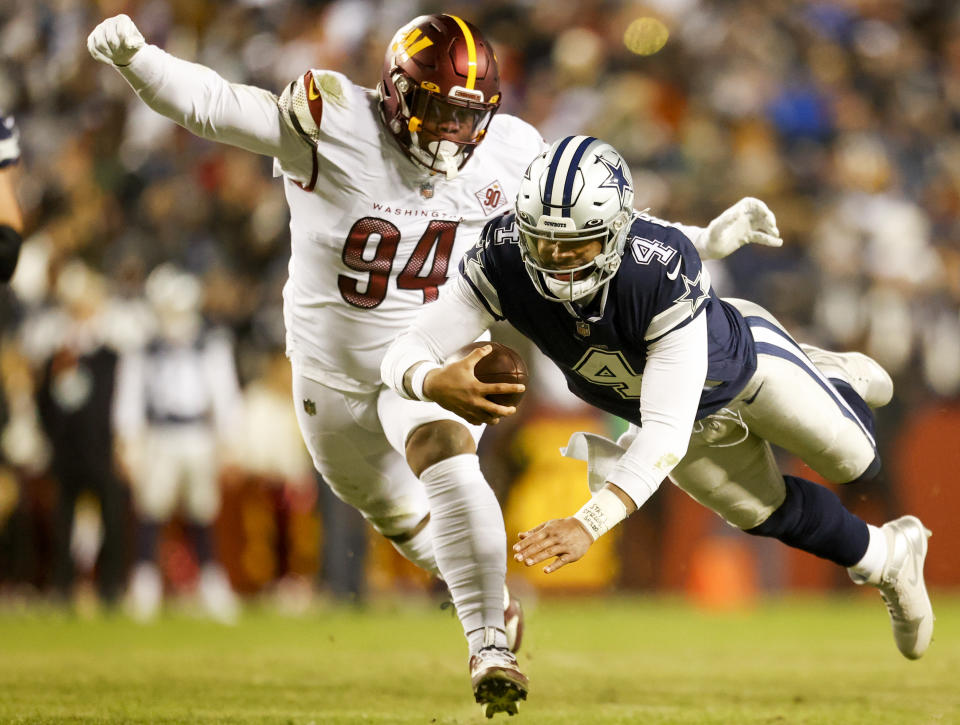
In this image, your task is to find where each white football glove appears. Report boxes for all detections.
[701,197,782,260]
[87,14,145,67]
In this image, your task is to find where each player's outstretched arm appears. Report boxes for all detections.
[88,14,303,162]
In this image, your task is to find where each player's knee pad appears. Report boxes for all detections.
[0,224,22,282]
[847,454,881,484]
[823,450,881,484]
[405,419,476,477]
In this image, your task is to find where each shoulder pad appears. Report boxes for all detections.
[277,70,347,145]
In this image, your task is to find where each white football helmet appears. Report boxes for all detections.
[516,136,634,302]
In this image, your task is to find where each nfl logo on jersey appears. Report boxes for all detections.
[475,180,508,215]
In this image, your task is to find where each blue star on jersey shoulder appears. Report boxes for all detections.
[596,155,632,206]
[674,269,711,317]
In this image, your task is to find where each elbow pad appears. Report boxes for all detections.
[0,224,22,283]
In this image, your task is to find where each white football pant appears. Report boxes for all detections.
[669,298,878,529]
[291,362,507,638]
[133,425,220,524]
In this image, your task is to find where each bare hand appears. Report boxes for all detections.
[422,345,524,425]
[513,517,593,574]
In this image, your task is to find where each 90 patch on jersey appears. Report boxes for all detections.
[475,180,508,215]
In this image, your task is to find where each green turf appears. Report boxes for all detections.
[0,593,956,724]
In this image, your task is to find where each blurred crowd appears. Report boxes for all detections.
[0,0,959,610]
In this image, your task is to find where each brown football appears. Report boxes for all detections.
[452,341,528,407]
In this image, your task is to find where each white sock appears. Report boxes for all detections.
[419,454,506,653]
[467,626,508,652]
[848,524,888,585]
[387,522,440,577]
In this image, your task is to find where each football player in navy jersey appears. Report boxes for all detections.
[382,135,934,661]
[0,111,22,283]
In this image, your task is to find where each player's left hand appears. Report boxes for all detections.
[702,197,782,260]
[513,517,593,573]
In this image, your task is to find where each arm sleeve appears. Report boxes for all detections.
[604,311,707,507]
[381,276,496,400]
[115,45,310,169]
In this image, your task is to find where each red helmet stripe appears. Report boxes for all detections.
[447,15,477,90]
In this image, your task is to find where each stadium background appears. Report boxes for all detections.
[0,0,958,613]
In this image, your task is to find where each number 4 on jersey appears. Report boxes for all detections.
[574,348,644,399]
[338,217,458,308]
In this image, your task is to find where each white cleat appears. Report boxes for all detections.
[199,565,240,625]
[850,516,934,659]
[470,641,529,718]
[800,344,894,408]
[503,584,524,654]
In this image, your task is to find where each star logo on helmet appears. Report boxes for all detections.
[596,155,632,206]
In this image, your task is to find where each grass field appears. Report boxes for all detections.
[0,593,956,724]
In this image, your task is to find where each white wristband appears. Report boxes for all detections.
[572,487,629,541]
[409,362,441,402]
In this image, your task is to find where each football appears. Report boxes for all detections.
[452,341,528,407]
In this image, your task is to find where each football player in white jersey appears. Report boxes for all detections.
[88,13,783,716]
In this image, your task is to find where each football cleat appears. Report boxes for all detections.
[126,561,162,623]
[470,640,529,718]
[503,584,524,654]
[198,565,240,625]
[800,344,894,408]
[850,515,934,659]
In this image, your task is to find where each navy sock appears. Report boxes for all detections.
[745,475,869,567]
[136,520,161,563]
[185,523,215,566]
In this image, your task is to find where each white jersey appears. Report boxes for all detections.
[274,70,545,392]
[115,47,545,394]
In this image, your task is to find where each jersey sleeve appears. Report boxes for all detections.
[116,45,313,175]
[457,213,517,321]
[629,225,712,343]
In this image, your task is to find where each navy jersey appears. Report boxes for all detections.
[459,212,756,425]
